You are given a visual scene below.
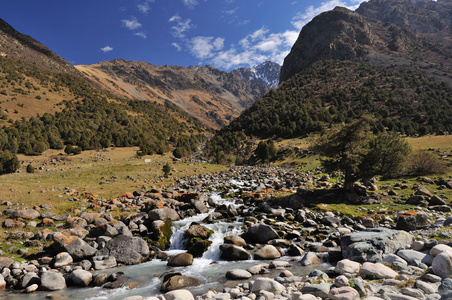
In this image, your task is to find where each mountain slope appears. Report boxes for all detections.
[205,0,452,161]
[280,0,452,85]
[0,19,208,156]
[76,60,271,129]
[0,18,79,76]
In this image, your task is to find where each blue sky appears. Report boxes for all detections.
[1,0,367,70]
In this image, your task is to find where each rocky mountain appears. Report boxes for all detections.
[0,19,209,157]
[76,60,271,129]
[232,61,281,89]
[206,0,452,161]
[280,0,452,85]
[0,18,79,76]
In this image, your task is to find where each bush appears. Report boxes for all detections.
[0,151,20,175]
[173,148,184,159]
[407,149,448,175]
[162,162,171,178]
[26,164,35,173]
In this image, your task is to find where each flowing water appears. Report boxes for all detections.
[0,190,330,300]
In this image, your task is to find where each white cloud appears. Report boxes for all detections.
[292,0,367,30]
[135,32,147,39]
[138,0,155,14]
[169,15,195,38]
[101,46,113,53]
[189,36,225,59]
[172,43,182,51]
[181,0,367,70]
[183,0,198,8]
[122,18,142,30]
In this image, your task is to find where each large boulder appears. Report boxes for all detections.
[224,235,247,246]
[341,228,413,263]
[160,275,201,292]
[20,272,40,289]
[225,269,252,280]
[52,233,97,261]
[92,255,117,270]
[396,211,429,231]
[432,251,452,278]
[167,253,193,267]
[359,262,398,279]
[69,269,92,287]
[95,235,150,265]
[247,223,279,244]
[52,252,73,268]
[250,277,285,294]
[148,208,180,221]
[184,223,213,240]
[220,244,251,261]
[40,270,66,291]
[150,220,172,250]
[253,245,281,260]
[329,286,360,300]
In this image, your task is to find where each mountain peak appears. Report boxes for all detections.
[232,61,281,88]
[0,18,79,75]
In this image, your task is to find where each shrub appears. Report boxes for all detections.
[407,149,448,175]
[162,162,172,178]
[173,148,184,159]
[0,151,20,175]
[26,164,35,173]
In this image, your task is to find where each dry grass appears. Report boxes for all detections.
[2,147,226,214]
[406,135,452,150]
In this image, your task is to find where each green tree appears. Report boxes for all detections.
[173,148,184,159]
[254,139,277,163]
[162,162,172,178]
[311,117,411,192]
[26,164,35,173]
[0,151,20,175]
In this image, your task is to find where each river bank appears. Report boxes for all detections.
[0,166,451,299]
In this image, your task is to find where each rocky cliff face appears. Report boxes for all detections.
[232,61,281,89]
[77,60,270,129]
[280,0,452,85]
[0,18,79,76]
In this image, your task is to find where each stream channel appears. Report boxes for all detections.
[1,180,330,300]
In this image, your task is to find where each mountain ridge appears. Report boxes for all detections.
[76,59,275,129]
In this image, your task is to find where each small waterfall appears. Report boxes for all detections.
[166,192,243,261]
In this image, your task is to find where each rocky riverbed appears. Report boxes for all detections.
[0,166,452,300]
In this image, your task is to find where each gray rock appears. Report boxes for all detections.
[164,289,195,300]
[224,235,247,246]
[52,233,97,261]
[432,251,452,278]
[20,272,40,289]
[300,252,324,266]
[250,277,285,294]
[92,255,117,270]
[386,293,420,300]
[220,244,251,261]
[247,223,279,243]
[148,208,180,221]
[24,283,38,293]
[167,253,193,267]
[359,262,398,279]
[329,286,360,300]
[40,270,66,291]
[302,283,331,298]
[225,269,252,280]
[69,269,92,287]
[439,278,452,294]
[160,275,201,292]
[52,252,73,268]
[95,235,149,265]
[402,288,425,299]
[341,228,413,263]
[253,245,281,260]
[396,211,429,231]
[416,280,437,294]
